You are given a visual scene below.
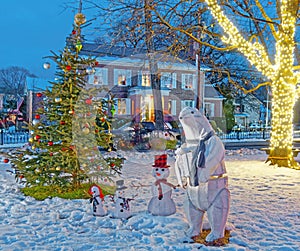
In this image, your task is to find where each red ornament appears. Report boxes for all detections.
[100,117,105,123]
[48,141,53,146]
[35,114,41,120]
[3,158,9,163]
[50,152,53,156]
[60,121,66,125]
[69,110,75,115]
[36,93,43,97]
[72,30,76,35]
[110,163,115,167]
[69,145,75,151]
[86,112,91,116]
[94,61,99,66]
[66,65,72,71]
[95,129,99,133]
[35,135,41,140]
[85,99,92,105]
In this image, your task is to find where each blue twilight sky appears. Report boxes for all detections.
[0,0,77,79]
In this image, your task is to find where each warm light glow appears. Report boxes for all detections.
[205,0,299,168]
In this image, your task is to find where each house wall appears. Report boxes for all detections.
[89,59,223,122]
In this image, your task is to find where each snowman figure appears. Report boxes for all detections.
[112,180,132,219]
[148,154,176,216]
[88,184,107,217]
[175,107,230,243]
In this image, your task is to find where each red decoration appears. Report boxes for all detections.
[100,117,106,123]
[36,93,43,97]
[3,158,9,163]
[72,30,76,35]
[95,129,99,133]
[48,141,53,146]
[50,152,53,156]
[35,114,41,120]
[69,110,75,115]
[110,163,115,167]
[35,135,41,140]
[66,65,72,71]
[86,112,91,116]
[69,145,75,151]
[60,121,66,125]
[85,99,92,105]
[94,61,99,66]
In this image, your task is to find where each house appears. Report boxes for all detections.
[80,43,224,124]
[233,92,267,129]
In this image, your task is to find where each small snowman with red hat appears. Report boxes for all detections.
[112,180,132,219]
[88,184,107,217]
[148,154,177,216]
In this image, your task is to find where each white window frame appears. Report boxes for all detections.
[181,100,195,109]
[181,73,196,90]
[114,69,131,86]
[88,68,108,85]
[204,102,215,117]
[116,98,131,115]
[161,72,176,89]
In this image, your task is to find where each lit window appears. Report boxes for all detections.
[89,68,108,85]
[114,69,131,86]
[141,71,151,87]
[182,74,195,89]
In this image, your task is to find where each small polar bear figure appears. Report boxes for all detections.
[175,107,230,243]
[88,184,107,217]
[148,154,176,216]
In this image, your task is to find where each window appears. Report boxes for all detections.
[204,103,215,118]
[114,69,131,86]
[161,72,176,89]
[141,71,151,87]
[88,68,108,85]
[168,100,176,115]
[116,98,131,115]
[181,100,195,109]
[182,73,195,90]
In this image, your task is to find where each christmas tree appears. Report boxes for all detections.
[12,11,123,190]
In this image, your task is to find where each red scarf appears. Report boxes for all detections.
[155,179,176,200]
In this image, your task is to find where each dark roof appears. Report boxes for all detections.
[81,43,147,58]
[205,85,224,99]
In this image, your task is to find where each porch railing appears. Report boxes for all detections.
[0,130,29,145]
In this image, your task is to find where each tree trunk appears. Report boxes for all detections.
[267,79,299,169]
[144,0,164,131]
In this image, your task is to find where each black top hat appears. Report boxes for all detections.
[116,180,127,190]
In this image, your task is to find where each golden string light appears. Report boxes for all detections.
[204,0,299,168]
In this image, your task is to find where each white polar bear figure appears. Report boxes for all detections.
[148,154,176,216]
[175,107,230,243]
[88,184,107,217]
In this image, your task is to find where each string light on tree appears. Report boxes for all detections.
[204,0,299,168]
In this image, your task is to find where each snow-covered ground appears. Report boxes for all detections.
[0,147,300,251]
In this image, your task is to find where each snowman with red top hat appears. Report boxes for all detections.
[148,154,176,216]
[88,184,107,217]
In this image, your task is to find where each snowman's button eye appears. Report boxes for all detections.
[191,111,194,114]
[155,168,159,171]
[179,116,182,119]
[161,168,164,171]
